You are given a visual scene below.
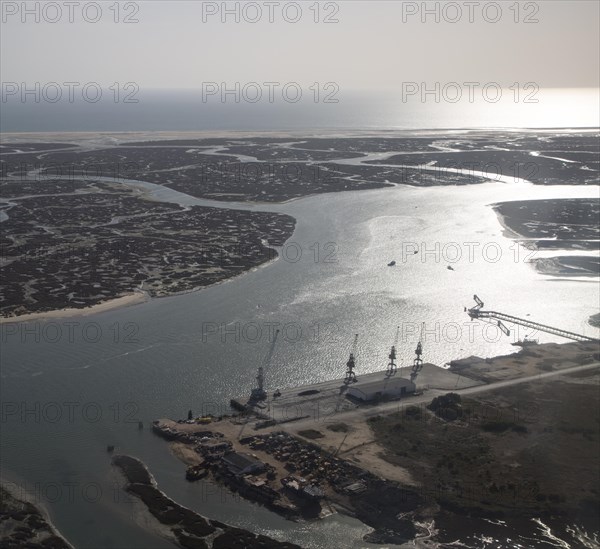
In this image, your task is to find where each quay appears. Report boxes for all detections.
[230,363,483,423]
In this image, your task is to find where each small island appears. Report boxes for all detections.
[112,454,300,549]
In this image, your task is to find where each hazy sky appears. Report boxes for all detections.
[2,0,599,92]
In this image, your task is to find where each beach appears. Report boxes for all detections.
[0,292,148,324]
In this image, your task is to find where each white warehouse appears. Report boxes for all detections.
[347,377,416,402]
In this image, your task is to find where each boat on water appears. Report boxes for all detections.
[388,261,396,267]
[281,476,324,500]
[186,464,209,481]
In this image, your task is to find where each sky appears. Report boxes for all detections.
[2,0,599,91]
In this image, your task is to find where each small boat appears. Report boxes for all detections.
[447,265,454,271]
[106,445,115,453]
[388,261,396,267]
[186,464,208,481]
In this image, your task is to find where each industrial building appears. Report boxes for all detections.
[346,376,416,402]
[221,452,266,476]
[236,326,425,412]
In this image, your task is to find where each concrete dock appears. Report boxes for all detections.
[231,363,483,423]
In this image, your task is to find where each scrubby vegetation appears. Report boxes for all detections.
[368,382,599,532]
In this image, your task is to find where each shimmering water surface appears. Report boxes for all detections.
[1,134,599,548]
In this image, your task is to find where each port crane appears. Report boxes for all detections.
[410,322,425,383]
[344,334,359,384]
[410,323,425,383]
[386,326,400,377]
[466,295,599,343]
[250,329,280,402]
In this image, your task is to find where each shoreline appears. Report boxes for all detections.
[490,203,526,241]
[3,135,597,324]
[0,241,288,324]
[112,454,301,549]
[155,422,421,545]
[491,198,600,283]
[152,341,600,546]
[0,291,148,324]
[4,189,597,326]
[2,127,599,142]
[0,480,74,549]
[531,257,600,279]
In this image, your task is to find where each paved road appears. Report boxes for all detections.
[289,361,600,429]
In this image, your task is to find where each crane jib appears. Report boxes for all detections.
[466,296,599,343]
